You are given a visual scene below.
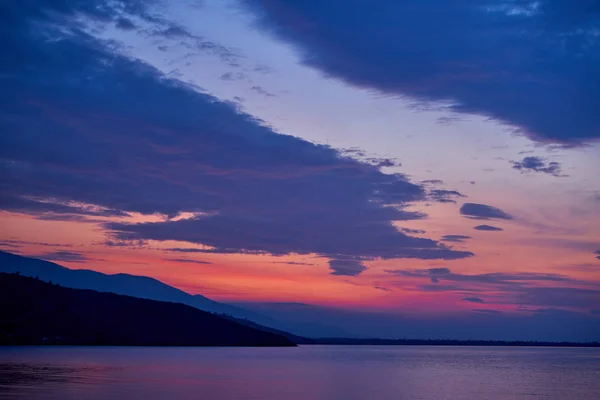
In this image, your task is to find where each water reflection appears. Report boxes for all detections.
[0,346,598,400]
[0,364,77,389]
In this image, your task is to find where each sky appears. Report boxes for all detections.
[1,0,600,340]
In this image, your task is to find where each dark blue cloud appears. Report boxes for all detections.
[32,251,90,263]
[400,228,426,235]
[328,259,367,276]
[596,250,600,260]
[1,0,471,265]
[474,224,504,231]
[116,17,137,31]
[441,235,472,243]
[463,297,485,303]
[374,286,391,292]
[387,268,578,286]
[511,156,566,177]
[514,286,600,309]
[0,240,73,248]
[460,203,514,220]
[0,194,128,219]
[163,258,212,265]
[429,189,466,204]
[473,309,503,315]
[246,0,600,145]
[387,267,600,310]
[272,261,315,266]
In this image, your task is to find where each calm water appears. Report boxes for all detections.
[0,346,599,399]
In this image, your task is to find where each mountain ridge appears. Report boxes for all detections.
[0,251,268,323]
[0,272,295,346]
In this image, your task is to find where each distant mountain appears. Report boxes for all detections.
[0,251,344,339]
[0,273,295,346]
[0,251,269,323]
[231,302,357,338]
[308,338,600,347]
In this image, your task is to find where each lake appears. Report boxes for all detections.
[1,346,599,399]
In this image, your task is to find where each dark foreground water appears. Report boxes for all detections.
[0,346,599,399]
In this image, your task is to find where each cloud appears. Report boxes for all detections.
[421,180,443,185]
[251,85,276,97]
[474,225,504,232]
[520,308,587,318]
[272,261,314,266]
[1,0,472,266]
[460,203,513,220]
[387,267,600,310]
[105,239,148,249]
[166,248,209,253]
[473,309,503,315]
[441,235,472,243]
[386,268,579,286]
[429,189,466,203]
[163,258,212,265]
[400,228,426,235]
[0,243,21,249]
[328,259,367,276]
[511,156,566,177]
[0,240,73,248]
[220,72,246,81]
[374,286,391,292]
[513,287,600,309]
[463,297,485,303]
[0,195,128,221]
[31,251,90,263]
[116,17,137,31]
[155,24,195,39]
[246,0,600,145]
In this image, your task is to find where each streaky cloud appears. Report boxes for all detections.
[474,225,504,232]
[31,251,90,263]
[441,235,472,243]
[460,203,513,220]
[463,297,485,303]
[163,258,212,265]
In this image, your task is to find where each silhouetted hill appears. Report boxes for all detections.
[0,251,332,339]
[0,273,295,346]
[225,316,314,344]
[0,251,270,323]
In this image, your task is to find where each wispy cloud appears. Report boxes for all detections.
[474,225,504,232]
[31,251,90,263]
[386,267,600,310]
[460,203,513,220]
[463,297,485,303]
[163,258,212,265]
[441,235,472,243]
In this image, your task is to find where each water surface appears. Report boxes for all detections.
[1,346,599,399]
